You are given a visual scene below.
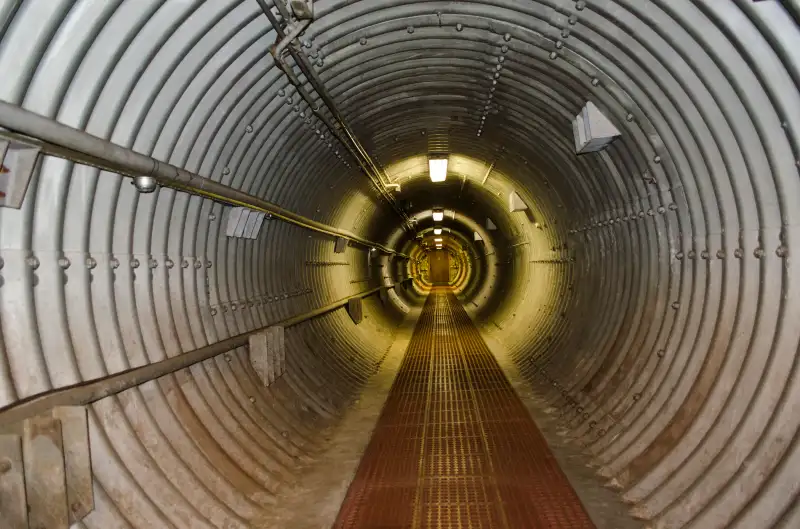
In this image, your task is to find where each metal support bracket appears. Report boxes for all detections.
[289,0,313,19]
[226,206,267,239]
[334,237,348,254]
[0,434,26,528]
[347,297,363,324]
[0,406,92,529]
[270,19,311,70]
[249,326,286,386]
[0,135,40,209]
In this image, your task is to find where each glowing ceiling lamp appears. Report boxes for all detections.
[434,238,443,242]
[429,157,448,182]
[434,228,442,235]
[432,209,444,221]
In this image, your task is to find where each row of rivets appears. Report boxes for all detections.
[477,36,511,137]
[277,86,350,168]
[674,246,788,260]
[305,260,350,266]
[532,363,609,437]
[209,288,313,316]
[306,40,324,67]
[558,1,582,61]
[568,205,676,233]
[529,258,575,264]
[1,255,212,278]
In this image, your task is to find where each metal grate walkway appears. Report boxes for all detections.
[334,289,596,528]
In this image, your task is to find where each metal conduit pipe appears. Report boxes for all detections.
[0,103,405,256]
[0,1,797,529]
[255,0,412,228]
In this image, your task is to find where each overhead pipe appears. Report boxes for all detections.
[0,101,407,257]
[256,0,412,230]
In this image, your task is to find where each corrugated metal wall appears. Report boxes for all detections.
[0,1,798,527]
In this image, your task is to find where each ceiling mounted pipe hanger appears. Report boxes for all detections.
[256,0,412,231]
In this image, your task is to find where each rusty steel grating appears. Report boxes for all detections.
[334,289,596,528]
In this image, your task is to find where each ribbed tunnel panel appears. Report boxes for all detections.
[0,1,797,528]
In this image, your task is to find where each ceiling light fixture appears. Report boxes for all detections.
[429,157,448,182]
[434,228,442,235]
[432,209,444,221]
[435,238,443,242]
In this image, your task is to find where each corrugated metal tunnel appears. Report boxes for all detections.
[0,1,799,528]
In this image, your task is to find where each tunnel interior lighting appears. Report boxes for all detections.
[432,209,444,221]
[429,158,448,182]
[434,228,442,235]
[435,238,443,242]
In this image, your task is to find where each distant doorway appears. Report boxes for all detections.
[429,250,450,285]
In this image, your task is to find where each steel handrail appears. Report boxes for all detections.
[0,284,398,429]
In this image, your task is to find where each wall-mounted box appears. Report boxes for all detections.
[226,207,267,239]
[573,102,620,154]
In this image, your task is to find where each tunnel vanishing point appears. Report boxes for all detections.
[0,1,799,528]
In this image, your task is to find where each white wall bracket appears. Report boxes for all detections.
[509,191,528,212]
[573,101,620,154]
[249,326,286,387]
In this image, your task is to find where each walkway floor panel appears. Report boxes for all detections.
[334,290,596,528]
